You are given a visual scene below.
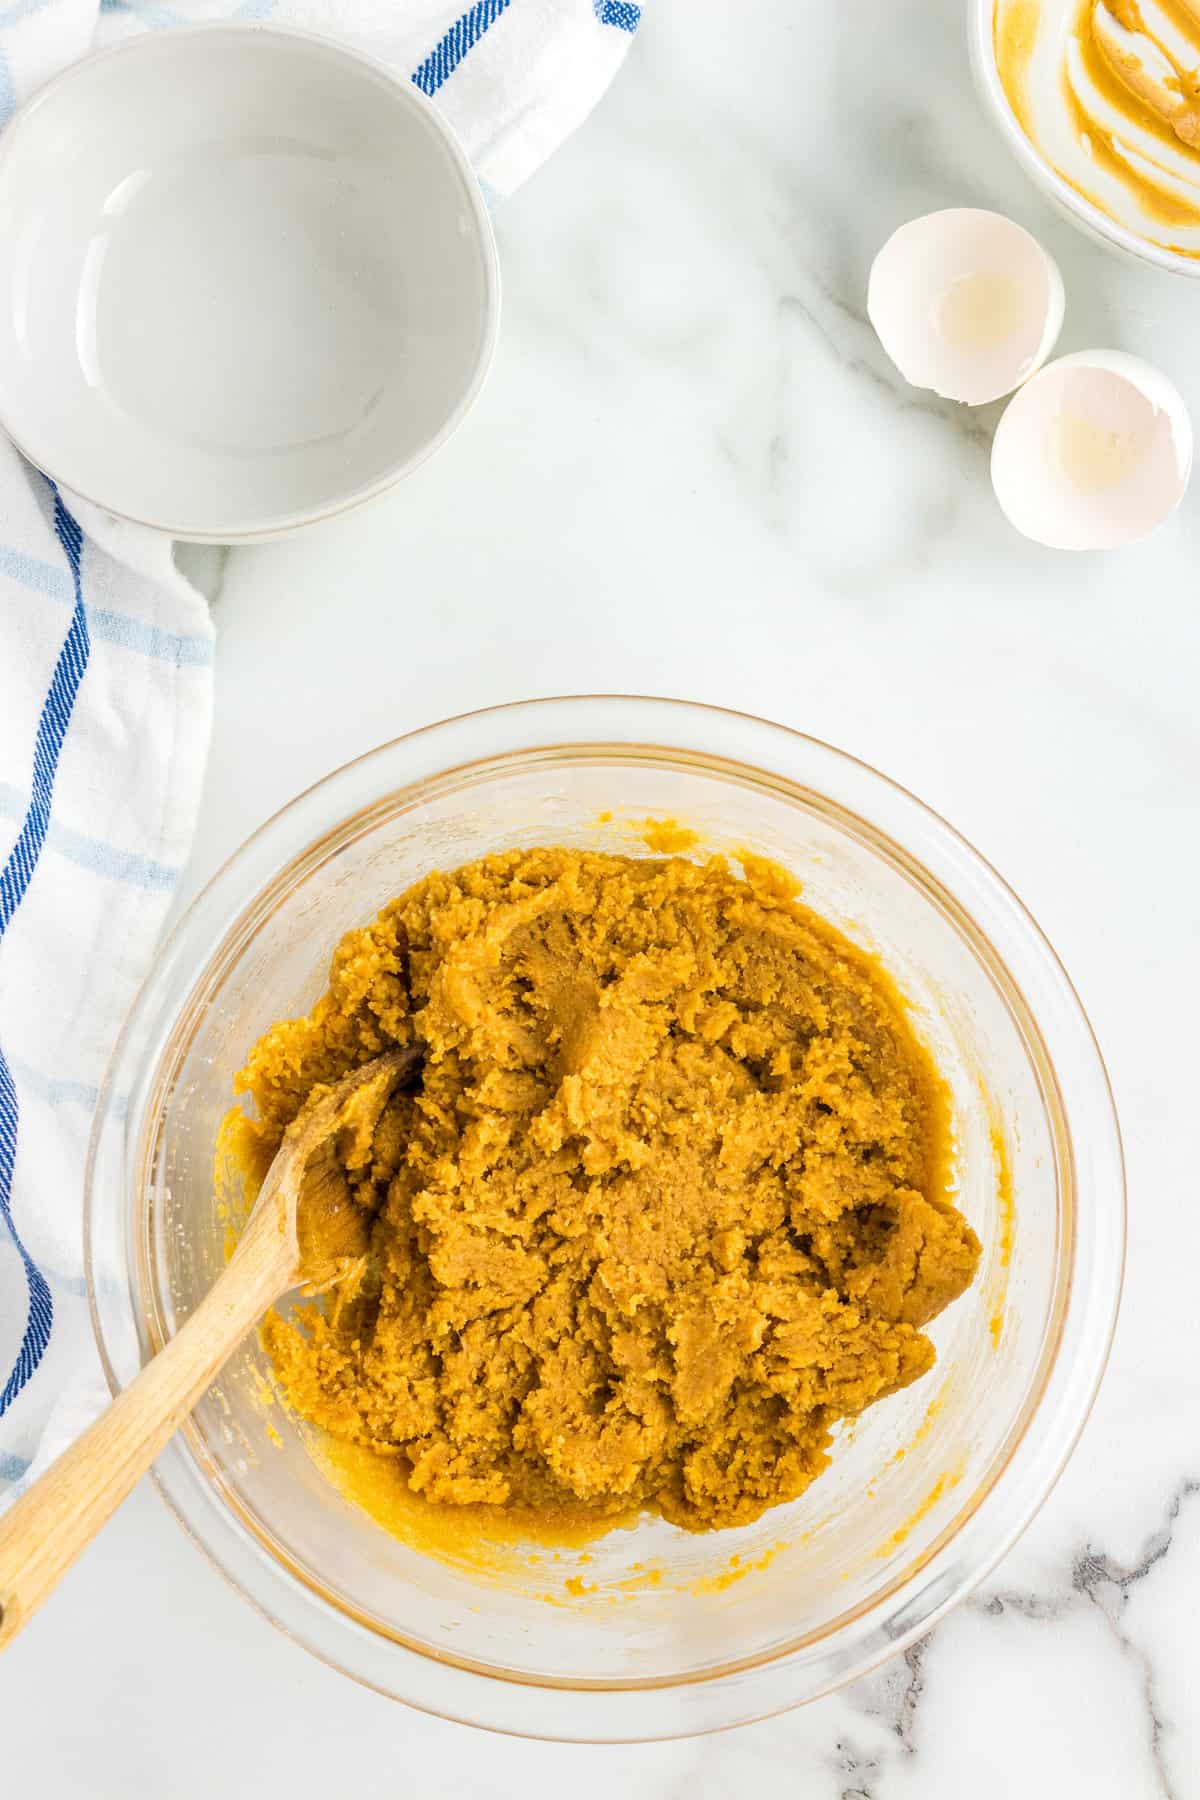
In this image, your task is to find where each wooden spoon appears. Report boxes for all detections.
[0,1044,420,1651]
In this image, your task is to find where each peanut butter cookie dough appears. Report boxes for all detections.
[239,847,980,1533]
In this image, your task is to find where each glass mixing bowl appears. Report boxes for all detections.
[84,696,1123,1739]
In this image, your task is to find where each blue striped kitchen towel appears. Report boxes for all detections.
[0,0,642,1500]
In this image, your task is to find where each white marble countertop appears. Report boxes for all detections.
[7,0,1200,1790]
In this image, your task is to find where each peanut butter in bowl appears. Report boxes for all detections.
[996,0,1200,254]
[230,844,980,1544]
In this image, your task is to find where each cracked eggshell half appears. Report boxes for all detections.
[991,349,1193,550]
[868,208,1064,405]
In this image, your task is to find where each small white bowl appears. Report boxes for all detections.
[967,0,1200,280]
[0,27,500,540]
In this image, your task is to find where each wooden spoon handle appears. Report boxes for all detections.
[0,1214,293,1651]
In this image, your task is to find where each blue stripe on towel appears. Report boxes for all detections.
[412,0,511,97]
[594,0,640,29]
[8,1060,128,1120]
[0,783,180,890]
[0,1450,30,1482]
[97,0,183,25]
[0,544,72,602]
[0,491,91,1418]
[0,1052,52,1415]
[0,544,213,666]
[86,606,212,667]
[0,505,91,932]
[0,46,14,127]
[0,0,51,24]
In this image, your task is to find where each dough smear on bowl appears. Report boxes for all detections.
[238,847,980,1533]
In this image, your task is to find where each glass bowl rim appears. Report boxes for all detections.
[83,694,1125,1738]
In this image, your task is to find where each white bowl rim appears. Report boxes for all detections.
[0,23,502,542]
[967,0,1200,280]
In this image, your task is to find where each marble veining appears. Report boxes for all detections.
[834,1475,1200,1797]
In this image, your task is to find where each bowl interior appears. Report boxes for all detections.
[970,0,1200,276]
[0,28,497,537]
[99,748,1064,1697]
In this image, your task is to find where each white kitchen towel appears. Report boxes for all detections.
[0,0,642,195]
[0,0,642,1499]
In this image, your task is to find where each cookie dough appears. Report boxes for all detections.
[239,847,979,1533]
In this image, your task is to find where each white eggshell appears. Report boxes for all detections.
[990,350,1193,550]
[868,208,1065,405]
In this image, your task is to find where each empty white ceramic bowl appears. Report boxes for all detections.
[0,27,500,540]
